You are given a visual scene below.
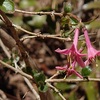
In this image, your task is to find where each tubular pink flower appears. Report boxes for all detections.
[56,61,83,78]
[83,28,100,64]
[55,28,85,67]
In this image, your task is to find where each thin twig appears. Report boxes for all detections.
[24,77,40,100]
[20,36,37,41]
[47,83,66,100]
[14,9,81,22]
[13,24,41,35]
[49,71,60,79]
[13,24,72,42]
[21,35,71,42]
[0,60,33,80]
[15,9,63,17]
[45,78,100,83]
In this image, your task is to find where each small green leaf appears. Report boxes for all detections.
[0,0,15,13]
[33,72,46,84]
[81,66,92,77]
[38,84,48,92]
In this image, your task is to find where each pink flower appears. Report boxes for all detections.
[83,28,100,65]
[55,28,85,67]
[56,61,83,78]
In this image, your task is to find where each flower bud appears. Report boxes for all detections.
[64,2,72,13]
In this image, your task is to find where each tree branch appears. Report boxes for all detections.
[0,9,39,69]
[13,24,72,42]
[0,60,33,80]
[15,9,63,17]
[45,78,100,83]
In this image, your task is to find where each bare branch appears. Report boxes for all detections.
[15,9,63,17]
[46,78,100,83]
[24,77,40,100]
[13,24,72,42]
[49,71,60,79]
[14,9,81,22]
[0,60,33,80]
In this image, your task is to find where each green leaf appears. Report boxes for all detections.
[0,0,15,13]
[81,66,92,77]
[38,84,48,92]
[33,72,46,84]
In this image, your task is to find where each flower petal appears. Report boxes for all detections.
[56,66,67,70]
[76,56,85,68]
[72,70,83,78]
[55,48,70,55]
